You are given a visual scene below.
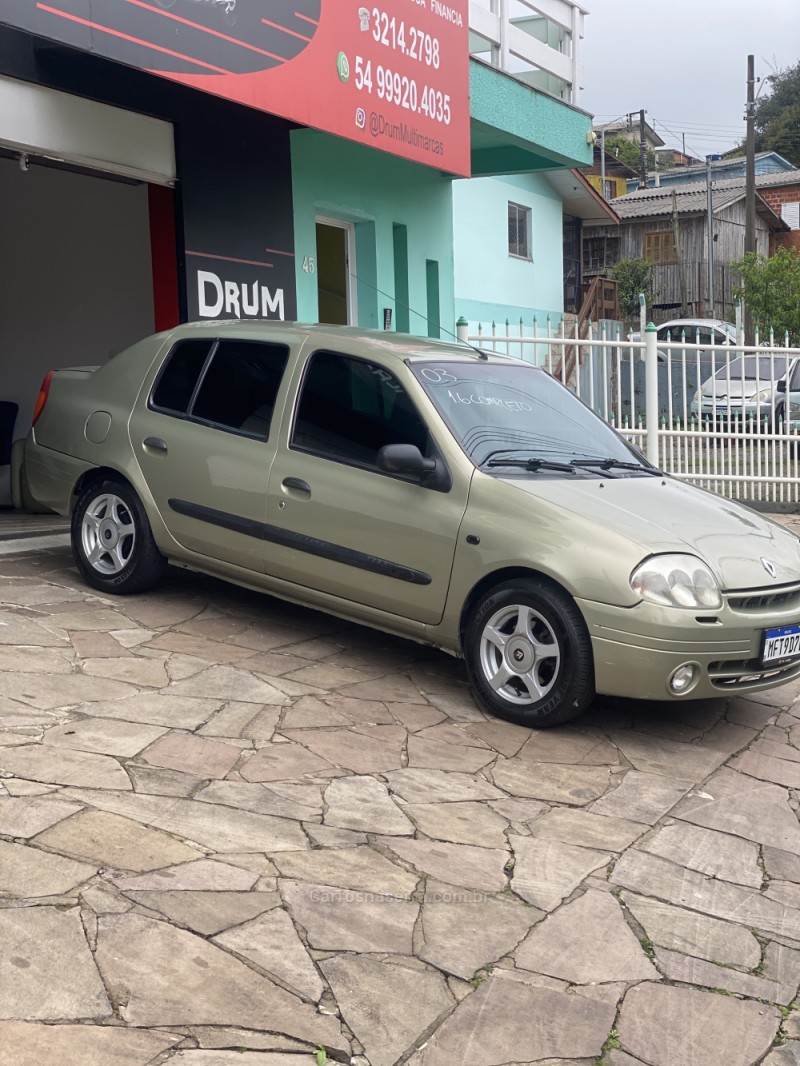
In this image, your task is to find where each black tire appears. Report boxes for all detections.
[464,578,594,727]
[71,478,167,595]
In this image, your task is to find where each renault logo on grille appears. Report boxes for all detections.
[762,558,778,579]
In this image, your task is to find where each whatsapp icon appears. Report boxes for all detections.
[337,52,350,83]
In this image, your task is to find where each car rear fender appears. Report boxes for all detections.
[31,368,99,456]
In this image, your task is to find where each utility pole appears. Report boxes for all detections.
[706,156,714,317]
[600,128,606,196]
[672,189,688,316]
[638,109,647,189]
[744,54,756,342]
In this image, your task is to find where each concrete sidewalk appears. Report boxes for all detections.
[1,535,800,1065]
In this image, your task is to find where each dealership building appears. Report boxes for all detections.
[0,0,593,503]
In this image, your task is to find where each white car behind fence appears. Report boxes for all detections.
[466,315,800,506]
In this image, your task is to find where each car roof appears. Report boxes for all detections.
[657,318,735,331]
[160,319,524,366]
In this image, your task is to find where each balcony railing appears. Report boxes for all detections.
[468,0,587,104]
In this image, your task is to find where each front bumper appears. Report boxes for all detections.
[691,400,774,424]
[578,593,800,702]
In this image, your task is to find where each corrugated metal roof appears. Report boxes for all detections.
[610,183,743,218]
[594,118,665,147]
[754,170,800,188]
[643,151,795,183]
[609,172,795,222]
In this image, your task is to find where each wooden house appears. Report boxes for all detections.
[582,177,789,322]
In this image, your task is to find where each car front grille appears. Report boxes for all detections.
[726,583,800,613]
[708,657,800,690]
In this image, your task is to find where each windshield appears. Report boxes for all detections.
[410,360,645,470]
[713,356,789,380]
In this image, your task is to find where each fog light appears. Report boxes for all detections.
[669,663,697,694]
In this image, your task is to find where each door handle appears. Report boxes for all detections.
[143,436,168,452]
[282,477,310,493]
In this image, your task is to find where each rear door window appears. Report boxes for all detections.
[151,338,289,439]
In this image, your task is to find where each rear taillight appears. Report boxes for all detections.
[31,371,54,425]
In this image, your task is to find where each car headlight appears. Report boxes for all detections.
[751,387,773,404]
[630,554,722,609]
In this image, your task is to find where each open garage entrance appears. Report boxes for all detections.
[0,76,178,506]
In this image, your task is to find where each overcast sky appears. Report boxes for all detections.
[578,0,800,160]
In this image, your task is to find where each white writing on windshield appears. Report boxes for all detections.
[447,389,532,413]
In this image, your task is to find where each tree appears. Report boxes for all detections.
[754,62,800,166]
[732,247,800,346]
[604,136,656,174]
[610,258,655,323]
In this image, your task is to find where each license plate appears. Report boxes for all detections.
[762,624,800,665]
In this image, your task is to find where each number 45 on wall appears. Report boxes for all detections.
[302,256,315,274]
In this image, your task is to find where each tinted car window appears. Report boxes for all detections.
[151,339,288,438]
[192,340,289,437]
[293,350,430,465]
[657,325,706,342]
[152,339,213,413]
[411,361,640,468]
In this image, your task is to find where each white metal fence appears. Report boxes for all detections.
[463,317,800,506]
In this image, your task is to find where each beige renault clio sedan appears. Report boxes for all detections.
[14,321,800,726]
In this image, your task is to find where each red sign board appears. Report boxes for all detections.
[3,0,471,175]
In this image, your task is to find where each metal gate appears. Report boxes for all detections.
[463,317,800,506]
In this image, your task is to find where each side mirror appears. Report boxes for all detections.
[377,443,437,477]
[778,379,786,394]
[377,443,452,491]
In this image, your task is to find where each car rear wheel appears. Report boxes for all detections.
[464,578,595,727]
[72,478,166,594]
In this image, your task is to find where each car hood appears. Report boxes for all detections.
[500,473,800,590]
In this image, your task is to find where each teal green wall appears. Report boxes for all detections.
[469,60,593,174]
[453,172,564,329]
[291,129,454,339]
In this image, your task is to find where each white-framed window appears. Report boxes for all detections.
[508,202,532,259]
[781,202,800,229]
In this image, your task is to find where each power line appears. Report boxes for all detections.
[593,114,745,134]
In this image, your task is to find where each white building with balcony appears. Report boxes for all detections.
[454,1,617,331]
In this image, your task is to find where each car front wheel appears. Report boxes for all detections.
[72,478,167,594]
[464,578,595,727]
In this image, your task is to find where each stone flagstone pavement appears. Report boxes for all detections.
[3,533,800,1065]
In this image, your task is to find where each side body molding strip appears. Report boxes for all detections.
[168,499,432,586]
